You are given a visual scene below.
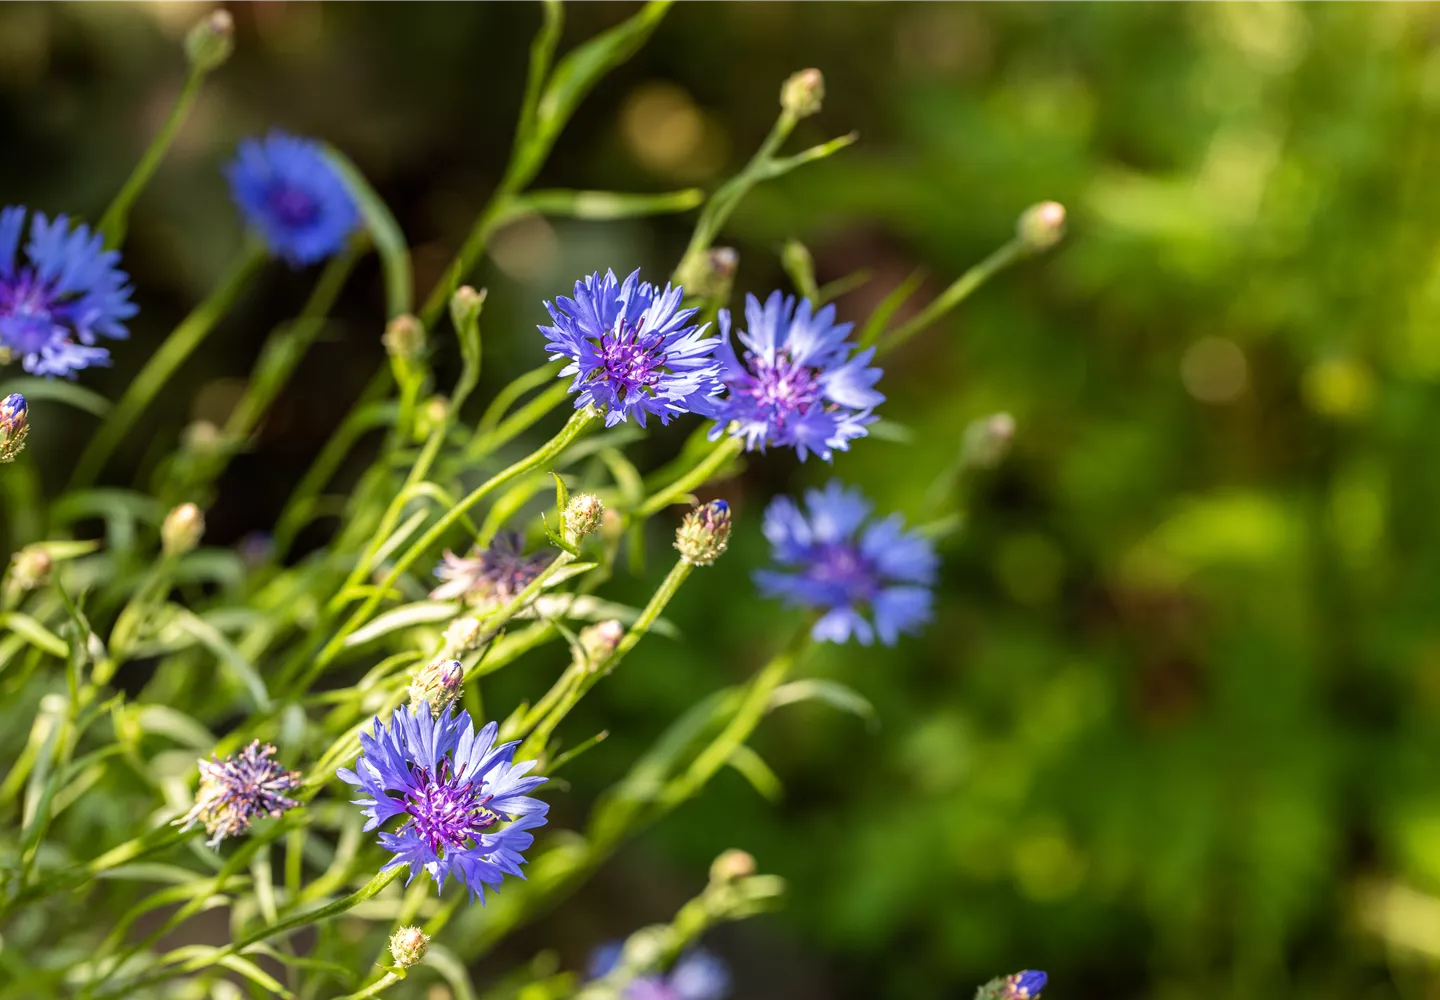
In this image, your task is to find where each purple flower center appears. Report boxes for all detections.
[805,542,880,606]
[734,349,823,424]
[0,272,67,354]
[403,761,499,856]
[265,184,321,228]
[591,320,667,402]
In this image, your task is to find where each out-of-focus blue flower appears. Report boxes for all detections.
[1003,971,1047,999]
[0,207,136,378]
[226,131,358,266]
[541,269,724,427]
[756,480,937,646]
[430,531,551,606]
[709,292,882,461]
[175,741,301,848]
[588,945,730,1000]
[338,704,547,902]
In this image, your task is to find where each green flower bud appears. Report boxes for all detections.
[382,314,426,362]
[442,616,485,654]
[449,285,486,333]
[961,412,1016,471]
[162,503,205,557]
[1016,201,1066,253]
[389,925,429,969]
[709,848,756,884]
[409,658,463,716]
[8,545,52,592]
[563,493,605,545]
[781,68,825,119]
[573,619,624,672]
[184,9,235,73]
[0,393,28,463]
[675,500,732,567]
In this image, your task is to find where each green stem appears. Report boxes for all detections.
[876,238,1026,357]
[70,245,267,490]
[633,435,743,520]
[419,200,511,329]
[98,67,207,248]
[465,380,572,463]
[336,972,401,1000]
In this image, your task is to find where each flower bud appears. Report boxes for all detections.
[1016,201,1066,253]
[709,848,756,884]
[382,314,426,362]
[0,393,28,463]
[183,419,223,455]
[8,545,52,592]
[162,503,205,556]
[563,493,605,545]
[185,9,235,73]
[781,68,825,119]
[415,394,449,441]
[675,500,732,567]
[389,925,429,969]
[443,616,485,653]
[675,247,738,301]
[449,285,486,333]
[573,619,624,671]
[409,657,464,716]
[961,412,1016,471]
[600,507,625,547]
[1002,971,1047,1000]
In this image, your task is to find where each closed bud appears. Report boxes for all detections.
[976,971,1048,1000]
[574,619,624,671]
[449,285,486,332]
[8,545,52,592]
[781,68,825,119]
[409,657,464,715]
[563,493,604,544]
[382,314,426,362]
[185,9,234,73]
[600,507,625,546]
[961,412,1015,471]
[442,616,485,653]
[0,393,28,463]
[415,394,449,441]
[183,419,223,455]
[709,848,756,884]
[1016,201,1066,253]
[676,247,738,301]
[675,499,732,567]
[389,925,429,969]
[162,503,205,556]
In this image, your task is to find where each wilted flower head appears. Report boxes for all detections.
[227,131,358,266]
[0,208,136,378]
[589,945,730,1000]
[389,925,429,969]
[757,481,938,646]
[675,500,732,567]
[541,269,724,427]
[710,292,882,461]
[175,741,302,848]
[0,393,28,462]
[337,704,548,901]
[430,532,550,607]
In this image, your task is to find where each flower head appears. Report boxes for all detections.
[227,131,358,266]
[1002,971,1047,1000]
[675,499,732,567]
[430,531,550,607]
[0,208,136,378]
[710,292,882,461]
[389,926,429,969]
[338,704,548,901]
[756,481,938,646]
[541,269,724,427]
[175,741,302,848]
[0,393,28,462]
[589,946,730,1000]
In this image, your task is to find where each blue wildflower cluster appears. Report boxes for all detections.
[227,131,359,266]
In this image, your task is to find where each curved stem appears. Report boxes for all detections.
[335,971,400,1000]
[633,435,743,520]
[876,238,1026,357]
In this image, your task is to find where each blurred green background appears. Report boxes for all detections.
[8,1,1440,997]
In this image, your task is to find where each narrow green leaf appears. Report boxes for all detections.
[0,612,68,658]
[169,608,271,711]
[343,601,460,648]
[0,377,111,418]
[510,187,704,220]
[727,744,783,801]
[322,145,411,319]
[768,678,876,722]
[858,269,926,348]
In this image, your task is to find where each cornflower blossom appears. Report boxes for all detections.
[756,480,938,646]
[338,704,547,901]
[0,208,136,378]
[709,292,882,461]
[175,741,302,848]
[430,531,550,607]
[541,269,725,427]
[589,945,730,1000]
[226,131,358,266]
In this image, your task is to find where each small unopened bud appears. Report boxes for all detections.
[185,9,234,73]
[1017,201,1066,253]
[449,285,486,333]
[183,419,223,455]
[389,925,429,969]
[8,545,52,592]
[563,493,604,544]
[382,314,426,362]
[676,247,739,301]
[415,394,449,441]
[600,507,625,546]
[0,393,28,463]
[442,616,484,653]
[1002,971,1048,1000]
[961,412,1016,471]
[409,657,464,715]
[675,500,732,567]
[709,848,756,884]
[781,240,815,294]
[162,503,205,556]
[574,619,624,671]
[781,68,825,119]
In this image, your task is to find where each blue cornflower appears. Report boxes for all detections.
[0,207,136,378]
[756,480,938,646]
[709,292,882,461]
[338,703,547,902]
[226,131,358,266]
[589,945,730,1000]
[541,269,724,427]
